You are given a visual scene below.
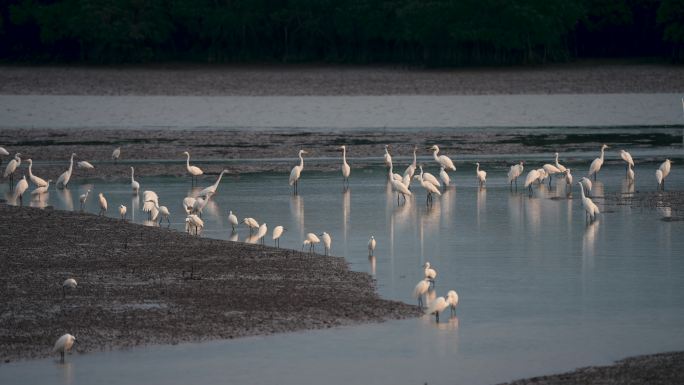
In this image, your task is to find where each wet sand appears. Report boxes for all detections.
[499,352,684,385]
[0,203,419,363]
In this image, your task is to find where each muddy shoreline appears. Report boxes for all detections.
[0,203,420,363]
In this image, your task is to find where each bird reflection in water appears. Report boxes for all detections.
[229,230,239,242]
[368,255,376,276]
[55,187,74,211]
[290,195,304,242]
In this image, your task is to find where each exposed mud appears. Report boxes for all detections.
[0,204,420,363]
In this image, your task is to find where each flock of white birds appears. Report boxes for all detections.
[0,141,677,360]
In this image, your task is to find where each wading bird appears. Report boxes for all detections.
[4,153,21,187]
[368,236,376,257]
[146,199,170,225]
[242,217,259,235]
[198,169,229,199]
[619,150,634,175]
[185,214,204,235]
[627,164,635,183]
[658,159,672,189]
[429,145,456,171]
[524,169,541,194]
[579,177,593,197]
[419,165,440,188]
[256,223,268,244]
[554,152,567,173]
[56,153,77,189]
[446,290,459,317]
[142,191,159,219]
[588,144,609,181]
[404,145,418,181]
[272,225,285,247]
[339,145,350,188]
[439,167,450,190]
[182,151,204,185]
[0,146,8,169]
[542,161,561,186]
[31,179,51,195]
[656,169,664,190]
[320,232,332,256]
[119,204,127,220]
[62,278,77,297]
[414,174,441,206]
[98,192,108,215]
[289,149,308,195]
[565,169,574,188]
[77,160,94,170]
[130,167,140,193]
[383,145,392,171]
[27,159,48,187]
[413,278,430,308]
[112,147,121,162]
[389,163,412,205]
[303,233,320,253]
[508,161,524,189]
[15,176,28,205]
[182,197,196,215]
[578,182,599,222]
[423,262,437,287]
[475,162,487,187]
[228,210,238,230]
[53,334,76,363]
[79,189,90,210]
[425,295,449,322]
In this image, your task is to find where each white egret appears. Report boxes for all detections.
[656,169,664,190]
[446,290,459,317]
[53,333,76,362]
[182,196,196,215]
[192,196,208,217]
[146,199,170,225]
[0,147,8,171]
[425,295,449,322]
[383,145,392,170]
[4,153,21,186]
[31,179,51,195]
[130,167,140,193]
[289,149,308,195]
[404,145,418,180]
[242,217,259,234]
[119,204,127,220]
[619,150,634,175]
[198,169,229,198]
[554,152,567,173]
[565,168,573,186]
[27,159,48,187]
[339,145,350,188]
[578,182,599,222]
[428,145,456,171]
[439,166,450,189]
[658,159,672,189]
[414,174,441,206]
[77,161,94,169]
[62,278,77,297]
[413,278,430,308]
[368,236,376,257]
[98,193,108,216]
[389,163,412,205]
[272,225,285,247]
[79,189,91,210]
[15,176,29,205]
[536,168,547,184]
[627,164,635,182]
[508,161,524,189]
[112,147,121,162]
[418,165,441,188]
[579,177,593,197]
[475,162,487,187]
[524,169,541,193]
[256,223,268,244]
[56,153,77,189]
[182,151,204,185]
[185,214,204,235]
[588,144,609,181]
[304,232,320,253]
[142,191,159,219]
[423,262,437,286]
[542,162,561,186]
[320,232,332,256]
[228,210,239,230]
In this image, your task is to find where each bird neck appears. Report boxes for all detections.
[342,148,347,163]
[299,153,304,167]
[186,154,191,167]
[600,147,605,160]
[131,168,135,181]
[412,149,417,166]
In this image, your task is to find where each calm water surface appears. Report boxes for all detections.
[1,152,684,384]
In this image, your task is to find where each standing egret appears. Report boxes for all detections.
[289,149,308,195]
[418,165,441,188]
[656,169,664,190]
[31,179,51,195]
[446,290,459,317]
[242,217,260,235]
[27,159,48,187]
[475,162,487,187]
[256,223,268,244]
[112,147,121,162]
[425,295,449,322]
[130,167,140,193]
[542,162,561,186]
[183,196,196,215]
[627,164,635,183]
[619,150,634,175]
[198,169,229,198]
[98,193,108,216]
[62,278,77,297]
[304,233,320,253]
[77,161,94,170]
[185,214,204,235]
[658,159,672,189]
[579,177,593,197]
[368,236,376,257]
[320,232,332,256]
[192,196,208,217]
[428,145,456,171]
[53,334,76,362]
[565,168,574,187]
[413,278,430,308]
[578,182,599,222]
[404,145,418,180]
[383,145,392,171]
[272,225,285,247]
[536,168,547,184]
[56,153,77,189]
[119,204,127,220]
[439,167,450,190]
[508,161,524,189]
[228,210,239,230]
[588,144,609,181]
[339,146,351,188]
[145,199,170,225]
[414,174,441,206]
[182,151,204,186]
[554,152,567,173]
[389,163,412,205]
[0,146,8,169]
[423,262,437,286]
[14,176,29,205]
[4,153,21,187]
[142,191,159,219]
[524,169,541,194]
[79,189,91,211]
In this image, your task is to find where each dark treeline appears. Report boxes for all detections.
[1,0,683,65]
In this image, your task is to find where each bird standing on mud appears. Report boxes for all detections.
[98,193,108,215]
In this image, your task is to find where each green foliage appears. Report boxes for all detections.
[0,0,680,64]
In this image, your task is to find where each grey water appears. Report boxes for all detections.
[2,152,684,385]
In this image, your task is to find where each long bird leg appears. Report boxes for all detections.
[435,311,440,323]
[418,296,423,309]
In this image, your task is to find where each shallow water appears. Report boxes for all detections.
[2,149,684,384]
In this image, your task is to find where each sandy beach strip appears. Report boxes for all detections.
[0,203,419,363]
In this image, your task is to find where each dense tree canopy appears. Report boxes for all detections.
[0,0,682,64]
